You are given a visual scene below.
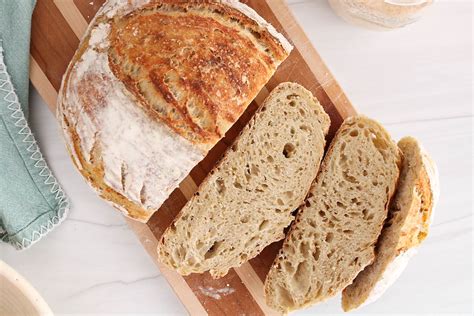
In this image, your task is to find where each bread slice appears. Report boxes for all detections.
[264,116,401,313]
[157,82,330,278]
[342,136,439,311]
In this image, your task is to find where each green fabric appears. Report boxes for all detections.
[0,0,36,116]
[0,0,69,249]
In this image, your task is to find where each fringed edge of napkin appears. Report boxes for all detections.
[0,45,70,250]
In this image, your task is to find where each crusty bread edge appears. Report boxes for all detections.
[221,0,293,53]
[56,1,293,222]
[344,138,439,311]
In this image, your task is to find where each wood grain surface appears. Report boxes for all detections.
[30,1,355,315]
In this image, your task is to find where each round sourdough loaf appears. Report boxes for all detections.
[57,0,292,222]
[328,0,433,30]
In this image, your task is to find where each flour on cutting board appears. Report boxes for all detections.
[198,286,236,300]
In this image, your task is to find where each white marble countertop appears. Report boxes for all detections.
[1,0,472,315]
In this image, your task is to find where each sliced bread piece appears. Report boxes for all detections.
[157,82,330,278]
[341,136,439,311]
[264,116,401,313]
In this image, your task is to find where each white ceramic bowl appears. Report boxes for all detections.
[0,260,53,316]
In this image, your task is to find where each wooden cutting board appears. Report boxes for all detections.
[30,1,356,315]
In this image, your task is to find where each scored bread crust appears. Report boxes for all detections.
[264,116,401,314]
[57,0,292,222]
[157,82,330,278]
[341,136,439,311]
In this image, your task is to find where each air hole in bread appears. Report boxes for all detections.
[325,232,334,243]
[290,127,296,135]
[215,178,225,194]
[240,215,249,223]
[299,241,310,256]
[343,171,357,183]
[196,240,205,250]
[283,143,296,158]
[351,257,359,267]
[293,261,311,293]
[327,249,335,258]
[233,181,242,189]
[205,241,223,259]
[284,261,294,274]
[299,108,305,116]
[312,247,321,261]
[276,285,295,309]
[245,236,258,248]
[259,220,270,231]
[289,100,297,107]
[299,125,311,132]
[319,210,326,218]
[169,223,177,232]
[251,164,260,176]
[339,153,348,166]
[349,130,358,137]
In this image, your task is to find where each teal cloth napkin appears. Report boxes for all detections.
[0,0,69,249]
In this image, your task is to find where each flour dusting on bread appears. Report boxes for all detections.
[60,19,204,213]
[57,0,292,221]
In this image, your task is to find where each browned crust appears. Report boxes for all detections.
[57,0,291,221]
[107,0,289,148]
[341,137,435,312]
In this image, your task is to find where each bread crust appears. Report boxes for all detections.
[57,0,291,222]
[341,136,439,311]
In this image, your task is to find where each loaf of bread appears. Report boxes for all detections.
[264,116,401,313]
[157,82,330,278]
[57,0,292,222]
[342,136,439,311]
[329,0,433,30]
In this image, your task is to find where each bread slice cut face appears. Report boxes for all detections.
[341,136,439,311]
[264,116,401,314]
[57,0,292,222]
[157,82,330,278]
